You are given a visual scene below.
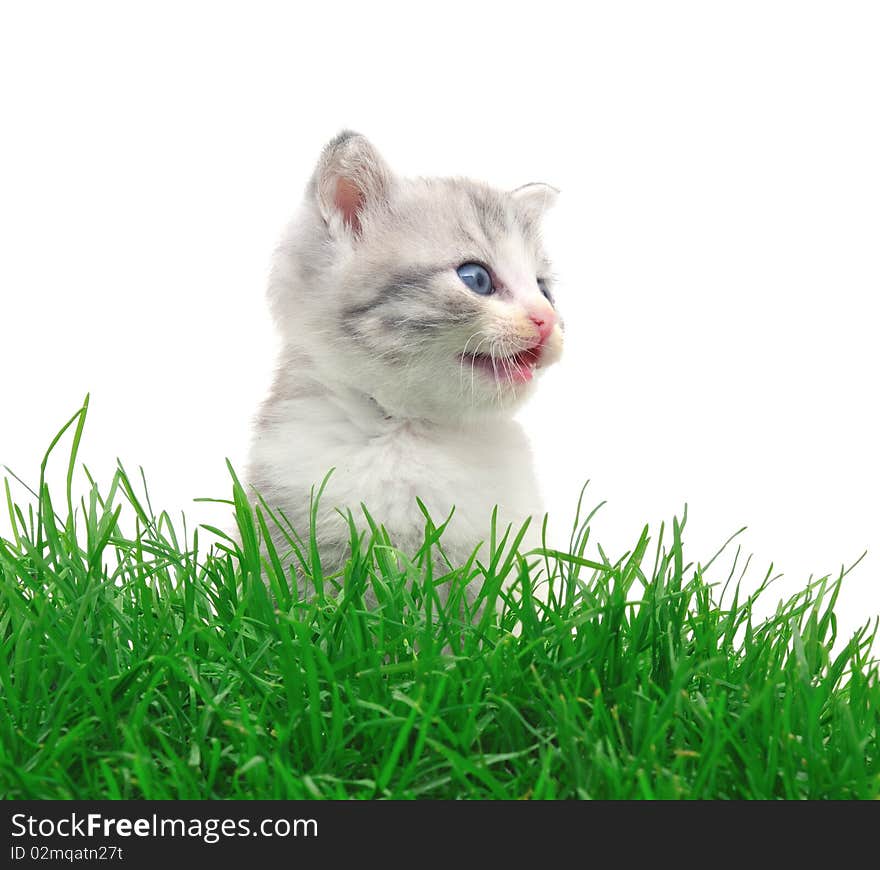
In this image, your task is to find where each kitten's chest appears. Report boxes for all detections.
[293,411,536,526]
[250,394,541,554]
[338,420,503,500]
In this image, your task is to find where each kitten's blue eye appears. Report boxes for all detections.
[457,262,494,295]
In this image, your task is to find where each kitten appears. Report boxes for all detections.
[246,131,562,592]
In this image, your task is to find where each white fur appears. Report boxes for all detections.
[251,390,541,570]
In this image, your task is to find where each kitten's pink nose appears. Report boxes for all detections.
[529,309,556,344]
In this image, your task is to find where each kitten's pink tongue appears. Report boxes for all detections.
[507,353,535,384]
[511,345,542,383]
[466,346,540,384]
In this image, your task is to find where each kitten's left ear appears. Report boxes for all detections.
[511,182,560,223]
[312,130,394,238]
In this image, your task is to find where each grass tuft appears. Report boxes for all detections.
[1,400,878,799]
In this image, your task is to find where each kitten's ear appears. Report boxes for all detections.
[312,131,393,237]
[511,182,559,223]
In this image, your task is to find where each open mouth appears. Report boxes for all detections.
[461,344,543,385]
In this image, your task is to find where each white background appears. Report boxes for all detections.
[2,2,878,638]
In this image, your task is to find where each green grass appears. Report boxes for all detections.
[1,398,878,800]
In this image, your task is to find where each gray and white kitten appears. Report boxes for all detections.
[246,131,562,586]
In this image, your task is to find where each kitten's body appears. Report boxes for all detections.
[250,363,540,570]
[247,133,561,585]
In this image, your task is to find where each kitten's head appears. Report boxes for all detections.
[270,131,563,421]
